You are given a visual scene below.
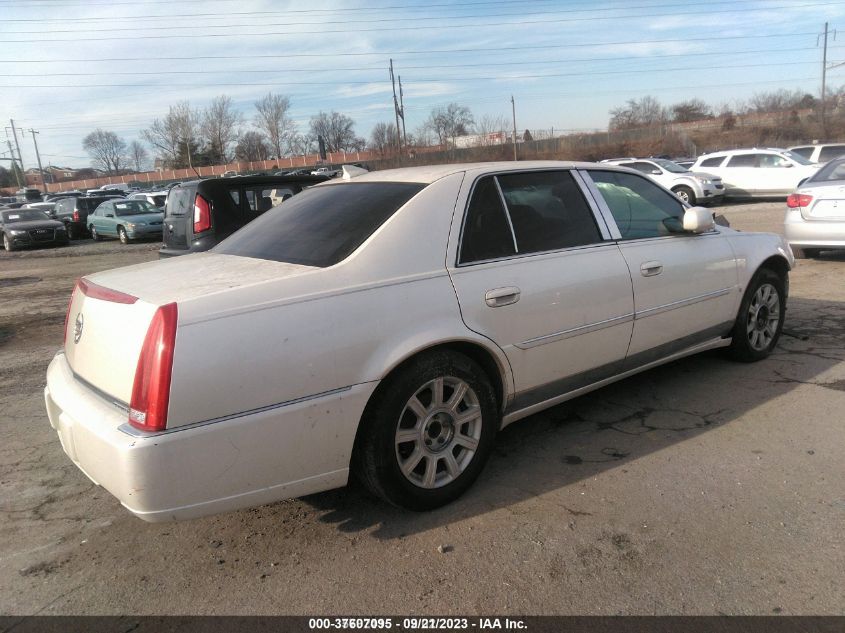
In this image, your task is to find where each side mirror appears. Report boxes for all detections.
[784,163,794,168]
[650,169,662,175]
[683,206,716,233]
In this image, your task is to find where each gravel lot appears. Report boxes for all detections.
[1,204,843,616]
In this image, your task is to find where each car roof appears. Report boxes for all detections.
[699,148,788,158]
[340,160,626,185]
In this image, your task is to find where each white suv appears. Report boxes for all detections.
[787,143,845,164]
[693,148,819,198]
[602,158,724,206]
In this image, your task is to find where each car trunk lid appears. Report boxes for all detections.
[64,253,318,405]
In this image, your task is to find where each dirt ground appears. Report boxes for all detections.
[1,206,843,616]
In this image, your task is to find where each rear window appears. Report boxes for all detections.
[214,182,424,267]
[818,145,845,162]
[166,186,194,217]
[807,158,845,182]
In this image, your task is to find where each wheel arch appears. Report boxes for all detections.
[756,254,791,297]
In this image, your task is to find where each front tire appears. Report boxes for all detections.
[353,350,499,510]
[791,246,820,259]
[673,185,696,206]
[118,227,129,244]
[728,268,786,362]
[3,233,15,252]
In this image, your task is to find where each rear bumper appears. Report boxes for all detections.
[45,352,376,521]
[784,211,845,248]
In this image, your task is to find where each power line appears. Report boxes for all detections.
[0,32,822,63]
[3,0,832,30]
[2,5,840,42]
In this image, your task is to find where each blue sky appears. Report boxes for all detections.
[3,0,845,169]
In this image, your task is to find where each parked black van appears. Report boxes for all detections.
[159,174,327,258]
[53,194,125,239]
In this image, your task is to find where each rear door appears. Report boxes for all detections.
[162,185,194,250]
[448,169,634,409]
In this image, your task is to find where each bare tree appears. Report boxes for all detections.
[369,122,397,155]
[201,95,242,163]
[475,114,508,145]
[289,132,315,156]
[82,129,127,175]
[254,93,294,158]
[413,122,435,147]
[309,111,360,153]
[128,140,149,172]
[671,99,712,123]
[235,130,271,161]
[426,103,474,147]
[609,96,668,130]
[142,102,200,169]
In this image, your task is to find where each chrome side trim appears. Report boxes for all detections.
[516,313,634,350]
[492,176,519,254]
[118,385,353,438]
[635,287,733,320]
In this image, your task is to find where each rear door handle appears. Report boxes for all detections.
[640,261,663,277]
[485,286,521,307]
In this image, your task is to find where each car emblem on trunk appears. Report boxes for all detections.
[73,313,84,344]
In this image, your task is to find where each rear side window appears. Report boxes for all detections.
[700,156,725,168]
[790,146,813,159]
[818,145,845,162]
[166,187,194,217]
[214,182,424,267]
[587,170,685,239]
[459,177,516,264]
[727,154,759,168]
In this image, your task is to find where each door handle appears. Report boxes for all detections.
[640,261,663,277]
[485,286,521,307]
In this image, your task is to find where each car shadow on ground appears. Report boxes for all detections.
[296,294,845,539]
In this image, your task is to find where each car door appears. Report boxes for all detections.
[448,169,635,411]
[582,169,739,367]
[92,202,110,235]
[756,153,798,195]
[722,153,761,195]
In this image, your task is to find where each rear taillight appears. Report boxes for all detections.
[128,303,178,433]
[63,280,81,346]
[193,194,211,233]
[787,193,813,208]
[72,209,80,221]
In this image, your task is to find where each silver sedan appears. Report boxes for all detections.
[785,157,845,257]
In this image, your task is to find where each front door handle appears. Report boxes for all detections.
[640,261,663,277]
[485,286,521,307]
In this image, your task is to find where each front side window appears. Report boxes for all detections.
[587,170,686,240]
[759,154,790,168]
[214,182,424,267]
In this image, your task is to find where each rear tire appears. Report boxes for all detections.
[673,185,696,206]
[90,225,101,241]
[728,268,786,362]
[66,223,77,240]
[353,350,499,510]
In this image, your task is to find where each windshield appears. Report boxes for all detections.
[806,158,845,183]
[783,150,814,166]
[652,159,689,173]
[2,210,51,223]
[214,182,425,267]
[113,200,158,216]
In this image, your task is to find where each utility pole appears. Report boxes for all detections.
[5,139,22,187]
[398,75,408,148]
[511,95,518,161]
[389,59,402,155]
[27,128,48,190]
[821,22,829,132]
[9,119,24,176]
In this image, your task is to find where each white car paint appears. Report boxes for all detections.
[692,148,819,197]
[602,158,724,205]
[44,161,793,521]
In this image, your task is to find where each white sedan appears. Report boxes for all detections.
[45,161,794,521]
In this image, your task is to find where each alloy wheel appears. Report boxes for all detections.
[746,282,780,351]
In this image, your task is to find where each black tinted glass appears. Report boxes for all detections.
[459,177,516,264]
[727,154,758,168]
[819,145,845,162]
[497,171,601,253]
[166,187,194,217]
[214,182,424,267]
[701,157,724,167]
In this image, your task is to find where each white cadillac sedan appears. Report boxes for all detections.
[45,161,794,521]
